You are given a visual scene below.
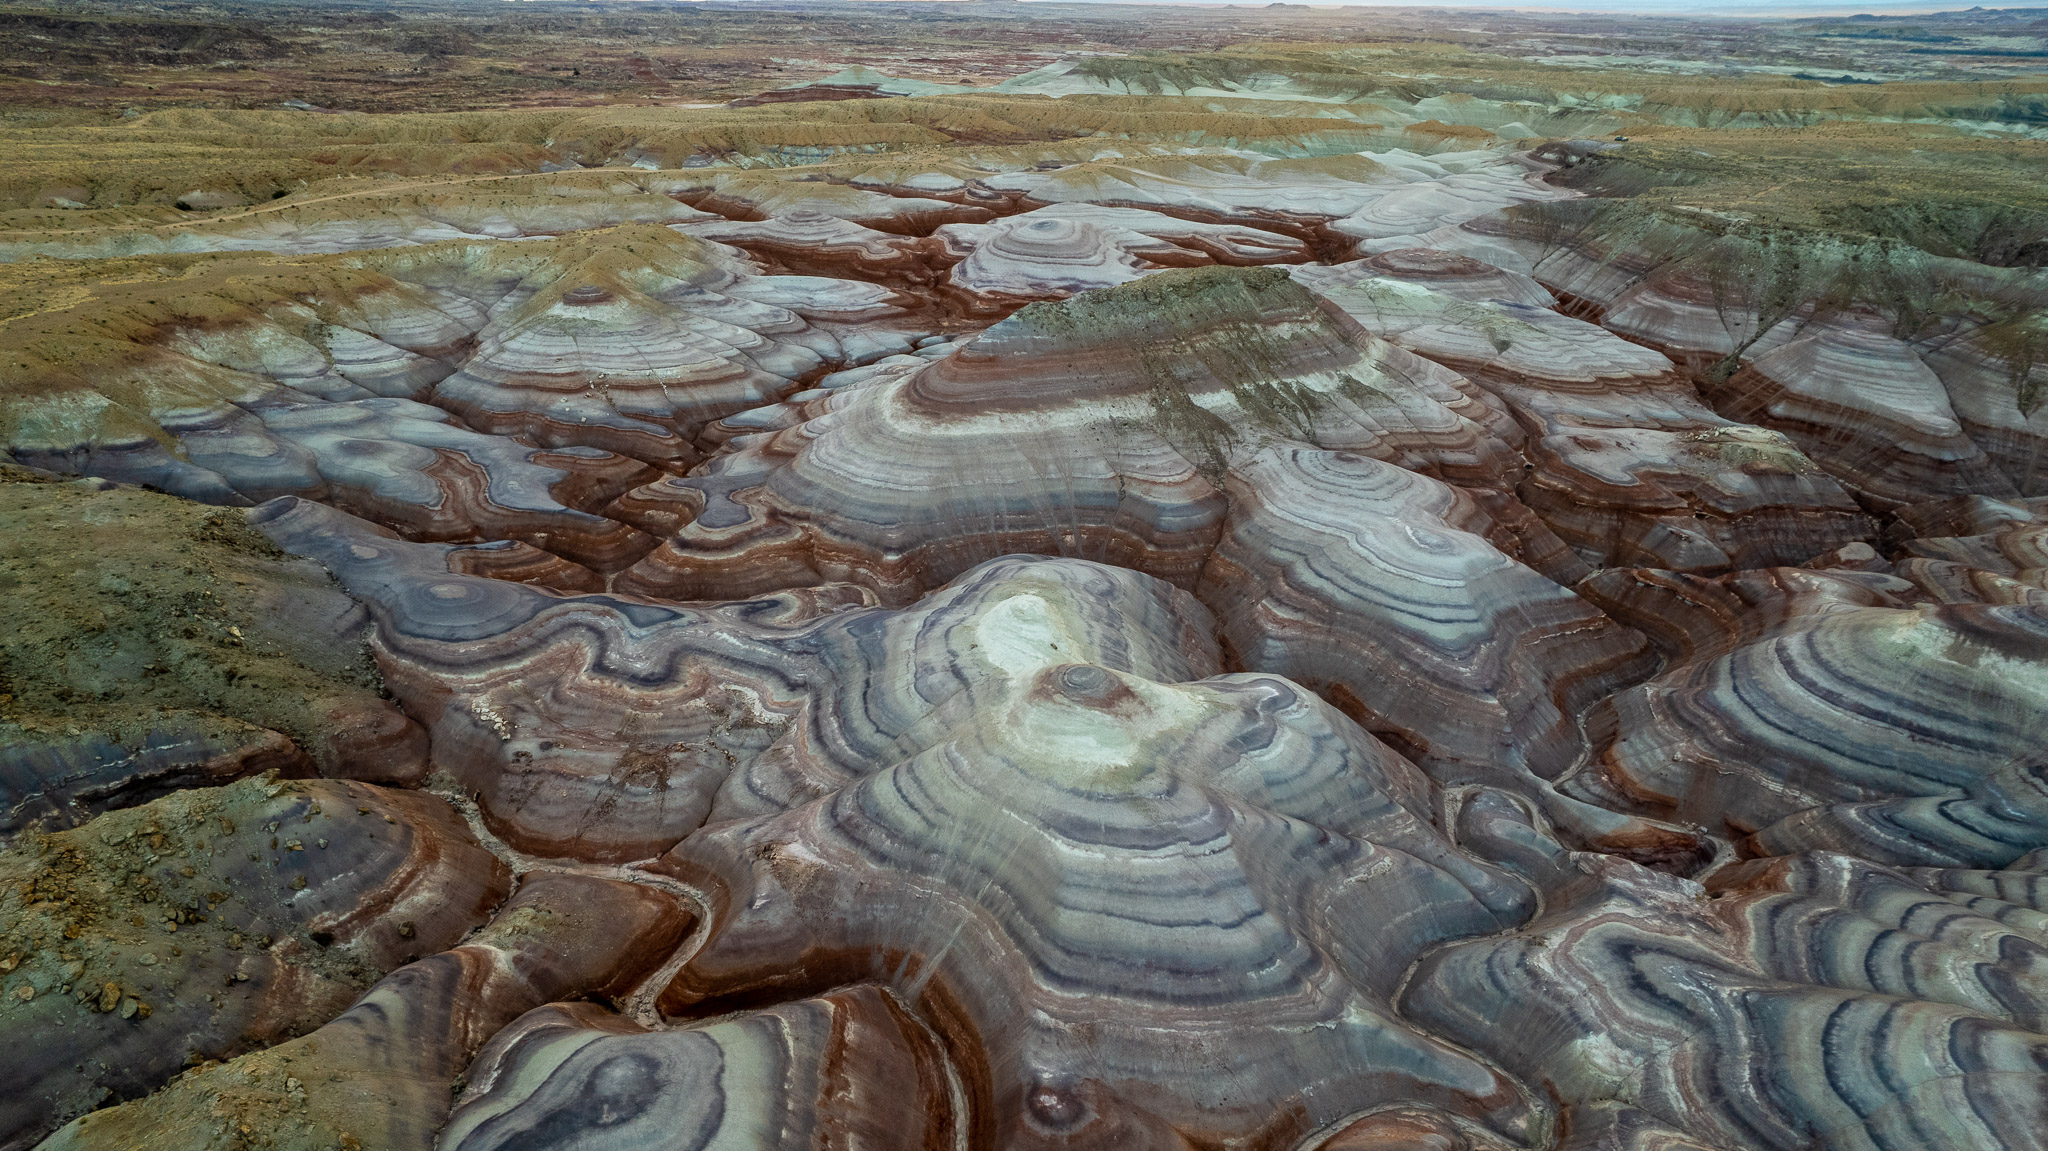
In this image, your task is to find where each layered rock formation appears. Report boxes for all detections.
[651,648,1544,1149]
[1198,446,1663,853]
[254,497,1220,862]
[984,149,1567,251]
[419,227,918,468]
[0,177,725,261]
[1709,316,2018,510]
[614,265,1526,603]
[1296,257,1879,572]
[162,397,662,571]
[241,496,1563,1146]
[40,872,690,1151]
[934,204,1310,310]
[681,208,939,282]
[7,127,2047,1151]
[439,989,957,1151]
[2,227,922,567]
[664,169,999,234]
[0,471,428,837]
[1405,824,2048,1151]
[0,776,509,1148]
[1581,566,2048,869]
[1415,212,2048,507]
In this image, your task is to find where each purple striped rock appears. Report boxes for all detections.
[41,872,692,1151]
[1298,261,1876,572]
[934,204,1310,311]
[254,497,1219,862]
[0,775,510,1148]
[1710,315,2019,510]
[1197,446,1670,858]
[615,266,1524,604]
[1583,567,2048,868]
[1404,831,2048,1151]
[651,652,1543,1150]
[439,988,954,1151]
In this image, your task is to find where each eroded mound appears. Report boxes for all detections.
[0,469,427,836]
[5,21,2048,1151]
[0,774,510,1143]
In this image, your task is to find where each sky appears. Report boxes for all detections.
[940,0,2017,11]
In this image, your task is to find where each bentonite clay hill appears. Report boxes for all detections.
[2,3,2047,1149]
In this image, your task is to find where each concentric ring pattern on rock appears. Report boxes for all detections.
[3,17,2047,1151]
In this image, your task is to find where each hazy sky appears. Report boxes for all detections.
[988,0,1971,10]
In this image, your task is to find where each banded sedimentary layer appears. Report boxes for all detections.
[41,872,691,1151]
[1404,827,2048,1151]
[1295,258,1879,572]
[0,775,510,1146]
[0,471,429,837]
[614,265,1526,603]
[651,642,1544,1149]
[5,90,2046,1151]
[1582,565,2048,868]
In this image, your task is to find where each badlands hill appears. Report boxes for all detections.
[2,3,2048,1150]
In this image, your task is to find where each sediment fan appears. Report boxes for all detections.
[2,49,2046,1151]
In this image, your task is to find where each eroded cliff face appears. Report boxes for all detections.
[4,50,2047,1151]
